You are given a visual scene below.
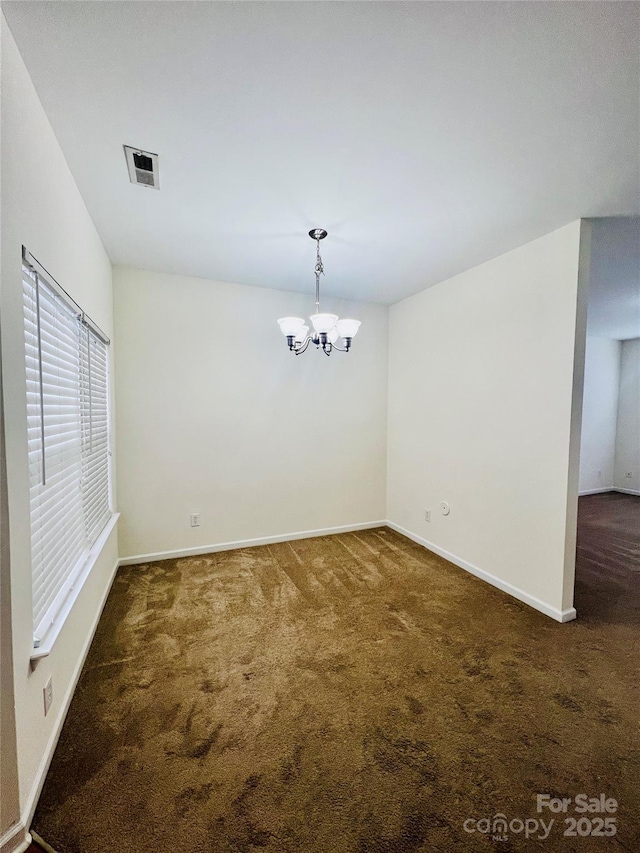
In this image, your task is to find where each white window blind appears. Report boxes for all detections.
[80,327,110,545]
[23,258,112,647]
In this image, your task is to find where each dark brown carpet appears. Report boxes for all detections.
[33,496,639,852]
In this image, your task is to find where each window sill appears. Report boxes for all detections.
[30,513,120,662]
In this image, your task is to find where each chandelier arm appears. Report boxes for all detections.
[329,342,349,352]
[294,337,312,355]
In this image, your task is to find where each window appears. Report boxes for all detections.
[22,252,112,648]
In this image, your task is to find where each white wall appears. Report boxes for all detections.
[387,221,587,622]
[0,16,118,849]
[114,267,388,560]
[579,338,621,494]
[0,356,21,847]
[614,338,640,494]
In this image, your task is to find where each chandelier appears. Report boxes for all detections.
[277,229,361,355]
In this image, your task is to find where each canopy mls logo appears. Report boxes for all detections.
[463,794,618,842]
[463,814,554,841]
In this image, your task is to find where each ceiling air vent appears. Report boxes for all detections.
[124,145,159,189]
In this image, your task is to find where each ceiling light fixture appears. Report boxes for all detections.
[277,229,361,356]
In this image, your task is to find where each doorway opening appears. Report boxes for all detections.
[576,217,640,621]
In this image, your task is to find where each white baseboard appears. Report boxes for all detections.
[0,825,31,853]
[119,521,387,566]
[16,558,120,845]
[122,520,579,621]
[579,487,640,497]
[386,521,577,624]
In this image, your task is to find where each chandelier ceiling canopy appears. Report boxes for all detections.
[277,229,361,356]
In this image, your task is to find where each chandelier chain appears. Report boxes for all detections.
[315,238,324,278]
[314,237,324,314]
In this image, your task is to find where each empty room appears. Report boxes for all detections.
[1,3,639,853]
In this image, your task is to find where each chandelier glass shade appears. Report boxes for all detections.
[277,229,361,356]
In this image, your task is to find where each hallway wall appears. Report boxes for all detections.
[579,337,621,494]
[614,338,640,494]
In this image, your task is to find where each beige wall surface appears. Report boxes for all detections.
[113,267,388,560]
[1,354,21,844]
[1,15,118,839]
[387,222,586,620]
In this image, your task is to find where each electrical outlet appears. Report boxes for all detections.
[43,677,53,716]
[424,509,431,522]
[189,513,200,527]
